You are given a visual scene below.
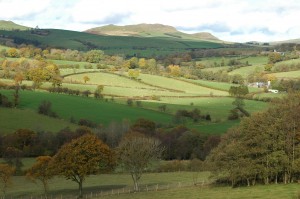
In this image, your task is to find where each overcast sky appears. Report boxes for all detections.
[0,0,300,42]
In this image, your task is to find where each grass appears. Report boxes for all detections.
[229,65,265,77]
[189,120,240,134]
[4,171,209,198]
[3,170,300,199]
[142,97,268,120]
[180,78,263,92]
[0,90,173,126]
[271,70,300,79]
[139,74,229,96]
[98,183,300,199]
[0,107,77,134]
[64,72,154,89]
[0,29,225,57]
[241,56,268,65]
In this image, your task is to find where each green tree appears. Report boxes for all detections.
[85,50,104,63]
[53,134,113,198]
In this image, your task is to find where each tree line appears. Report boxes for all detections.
[207,92,300,187]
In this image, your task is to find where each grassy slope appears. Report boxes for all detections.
[0,90,172,126]
[5,172,208,197]
[99,184,300,199]
[5,171,299,199]
[142,97,268,120]
[0,108,77,134]
[272,70,300,79]
[86,24,220,42]
[0,29,224,57]
[139,74,229,96]
[0,20,29,30]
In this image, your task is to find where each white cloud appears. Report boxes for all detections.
[0,0,300,42]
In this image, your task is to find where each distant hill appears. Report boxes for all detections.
[0,20,30,30]
[0,28,225,57]
[85,23,221,42]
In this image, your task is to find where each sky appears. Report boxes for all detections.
[0,0,300,42]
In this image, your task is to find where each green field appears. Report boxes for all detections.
[0,90,173,126]
[0,107,77,134]
[180,78,263,92]
[271,70,300,79]
[139,74,229,96]
[0,29,225,57]
[98,183,300,199]
[4,171,300,199]
[1,172,209,198]
[142,97,268,121]
[229,65,265,77]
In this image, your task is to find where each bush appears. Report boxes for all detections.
[38,100,57,118]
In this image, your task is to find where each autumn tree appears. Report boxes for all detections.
[0,163,15,198]
[26,156,54,197]
[52,134,113,198]
[207,92,300,186]
[6,48,18,58]
[168,65,181,77]
[138,58,147,69]
[94,85,104,99]
[117,132,164,191]
[83,75,90,84]
[128,69,140,79]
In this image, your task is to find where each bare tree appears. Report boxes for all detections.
[117,132,163,192]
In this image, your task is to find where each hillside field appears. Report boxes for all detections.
[0,107,77,134]
[0,29,225,57]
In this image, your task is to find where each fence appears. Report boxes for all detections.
[3,180,209,199]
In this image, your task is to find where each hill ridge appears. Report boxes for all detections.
[85,23,220,41]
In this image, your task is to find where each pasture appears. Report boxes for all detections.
[0,29,224,57]
[0,107,77,134]
[0,90,173,126]
[2,172,210,198]
[2,170,300,199]
[98,183,300,199]
[271,70,300,79]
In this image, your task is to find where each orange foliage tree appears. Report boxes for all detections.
[52,134,113,198]
[26,156,54,197]
[0,163,15,198]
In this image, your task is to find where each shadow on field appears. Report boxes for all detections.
[48,184,127,195]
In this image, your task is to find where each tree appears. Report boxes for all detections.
[38,101,57,118]
[6,48,18,58]
[118,132,164,191]
[26,156,54,197]
[138,58,147,69]
[85,50,104,63]
[53,134,113,198]
[0,163,15,198]
[128,69,140,79]
[2,147,23,175]
[228,85,249,97]
[83,75,90,84]
[168,65,181,77]
[94,85,104,99]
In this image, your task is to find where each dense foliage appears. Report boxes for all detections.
[207,92,300,186]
